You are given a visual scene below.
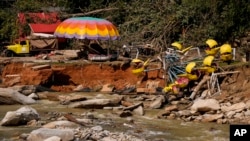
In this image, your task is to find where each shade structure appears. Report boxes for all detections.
[54,17,120,40]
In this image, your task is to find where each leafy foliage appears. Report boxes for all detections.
[0,0,250,50]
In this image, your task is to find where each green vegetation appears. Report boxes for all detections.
[0,0,250,50]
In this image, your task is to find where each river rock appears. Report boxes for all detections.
[133,106,144,116]
[27,128,74,141]
[100,84,115,93]
[43,136,62,141]
[0,106,40,126]
[164,105,178,112]
[28,93,39,100]
[149,95,165,109]
[190,98,220,112]
[221,102,246,112]
[201,113,224,122]
[245,100,250,109]
[0,88,36,105]
[42,120,80,129]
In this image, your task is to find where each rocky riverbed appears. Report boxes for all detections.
[0,55,250,140]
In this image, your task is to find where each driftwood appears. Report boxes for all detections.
[123,102,143,111]
[63,114,85,126]
[68,98,121,108]
[189,75,210,100]
[0,88,36,104]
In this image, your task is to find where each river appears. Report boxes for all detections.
[0,92,230,141]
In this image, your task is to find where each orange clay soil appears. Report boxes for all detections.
[1,62,165,92]
[2,61,250,104]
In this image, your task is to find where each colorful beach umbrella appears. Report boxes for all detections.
[54,17,120,40]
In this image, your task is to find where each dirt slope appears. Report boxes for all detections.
[1,61,250,102]
[1,62,165,92]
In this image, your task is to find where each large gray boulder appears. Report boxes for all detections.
[27,128,74,141]
[0,106,40,126]
[191,98,220,112]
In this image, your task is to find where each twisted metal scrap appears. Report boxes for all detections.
[164,53,185,83]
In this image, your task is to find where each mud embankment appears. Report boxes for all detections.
[0,61,165,92]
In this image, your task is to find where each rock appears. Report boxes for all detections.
[170,101,179,105]
[20,85,37,95]
[27,128,74,141]
[120,86,136,94]
[200,89,209,99]
[245,100,250,109]
[149,95,165,109]
[0,88,36,105]
[44,136,62,141]
[100,84,115,93]
[157,110,171,118]
[91,125,103,132]
[244,110,250,116]
[226,111,236,119]
[28,93,39,100]
[178,110,191,117]
[0,106,40,126]
[221,102,246,112]
[191,99,220,112]
[164,105,178,112]
[234,112,244,119]
[76,118,93,124]
[121,100,134,107]
[73,84,84,92]
[42,121,80,129]
[133,106,144,116]
[201,114,224,122]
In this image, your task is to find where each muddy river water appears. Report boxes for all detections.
[0,92,230,141]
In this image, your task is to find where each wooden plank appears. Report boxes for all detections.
[31,64,51,70]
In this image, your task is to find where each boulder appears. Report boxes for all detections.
[27,128,74,141]
[191,99,220,112]
[0,106,40,126]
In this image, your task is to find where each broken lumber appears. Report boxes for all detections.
[31,64,51,70]
[189,75,210,100]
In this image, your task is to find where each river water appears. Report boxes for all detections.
[0,92,230,141]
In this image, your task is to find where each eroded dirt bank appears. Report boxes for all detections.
[1,62,165,92]
[1,60,250,103]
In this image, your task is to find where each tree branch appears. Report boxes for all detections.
[62,7,119,18]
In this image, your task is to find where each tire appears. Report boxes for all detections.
[5,50,14,57]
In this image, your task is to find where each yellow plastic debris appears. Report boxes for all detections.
[185,62,196,73]
[205,39,220,56]
[220,44,233,62]
[206,39,218,48]
[171,42,182,50]
[203,56,215,67]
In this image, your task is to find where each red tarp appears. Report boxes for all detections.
[29,23,61,33]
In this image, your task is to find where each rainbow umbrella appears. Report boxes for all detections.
[54,17,120,40]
